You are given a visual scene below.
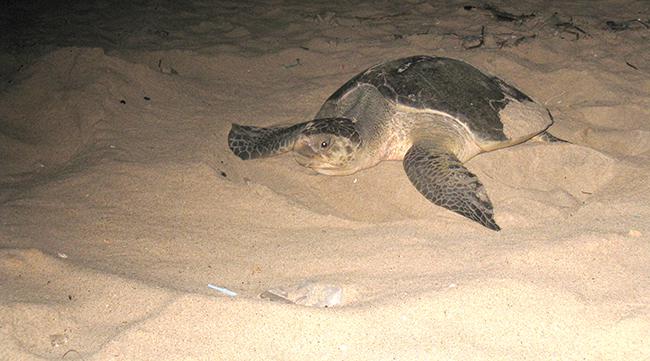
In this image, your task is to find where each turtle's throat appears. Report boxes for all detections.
[293,147,360,176]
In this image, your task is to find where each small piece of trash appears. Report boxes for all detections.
[628,229,642,238]
[57,252,68,259]
[260,281,343,307]
[353,178,358,184]
[448,283,457,288]
[49,333,69,347]
[260,290,294,304]
[208,284,237,297]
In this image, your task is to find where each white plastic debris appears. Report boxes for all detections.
[208,284,237,297]
[260,280,343,307]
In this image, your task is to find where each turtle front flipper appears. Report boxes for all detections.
[228,122,307,160]
[403,141,500,231]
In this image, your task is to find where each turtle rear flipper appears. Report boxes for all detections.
[228,123,306,160]
[403,141,500,231]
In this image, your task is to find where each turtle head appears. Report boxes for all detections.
[293,118,363,175]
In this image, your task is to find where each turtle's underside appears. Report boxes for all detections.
[228,55,561,231]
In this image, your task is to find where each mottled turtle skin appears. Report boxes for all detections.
[228,55,560,230]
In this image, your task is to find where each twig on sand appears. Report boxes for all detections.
[494,33,536,48]
[353,12,408,21]
[625,61,639,70]
[606,19,650,31]
[463,4,535,23]
[553,15,589,40]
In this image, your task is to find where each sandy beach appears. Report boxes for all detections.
[1,1,649,360]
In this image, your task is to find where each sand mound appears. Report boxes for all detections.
[1,1,649,360]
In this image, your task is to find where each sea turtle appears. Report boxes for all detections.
[228,55,563,231]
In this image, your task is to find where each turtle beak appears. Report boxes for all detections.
[293,137,317,157]
[293,137,339,172]
[293,137,320,167]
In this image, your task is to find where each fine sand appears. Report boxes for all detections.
[1,1,649,360]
